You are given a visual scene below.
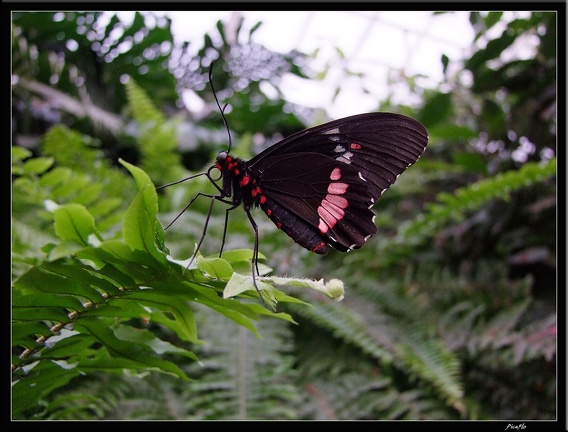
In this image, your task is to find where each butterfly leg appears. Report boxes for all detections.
[165,191,232,271]
[219,203,241,258]
[245,208,267,306]
[187,195,217,269]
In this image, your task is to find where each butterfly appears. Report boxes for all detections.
[161,110,428,301]
[215,112,428,253]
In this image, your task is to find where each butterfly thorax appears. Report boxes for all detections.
[216,151,263,210]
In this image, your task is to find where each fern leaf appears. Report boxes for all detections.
[404,158,556,240]
[397,327,465,413]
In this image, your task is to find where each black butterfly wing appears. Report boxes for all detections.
[248,112,428,253]
[248,112,428,199]
[255,153,378,253]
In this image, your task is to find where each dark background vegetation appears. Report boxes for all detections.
[12,11,558,421]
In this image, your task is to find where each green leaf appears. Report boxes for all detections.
[123,184,156,252]
[428,124,477,141]
[46,241,86,262]
[481,99,506,134]
[224,272,274,299]
[11,306,71,322]
[219,248,257,262]
[40,260,123,297]
[12,361,80,417]
[120,159,166,263]
[417,92,452,129]
[12,293,87,310]
[197,255,234,280]
[22,156,54,174]
[79,240,167,281]
[484,11,503,30]
[441,54,449,74]
[466,31,517,72]
[113,324,199,360]
[119,158,156,200]
[249,21,263,37]
[451,152,488,175]
[12,321,52,342]
[224,273,345,302]
[76,317,189,380]
[12,145,32,161]
[39,166,72,188]
[14,266,105,302]
[40,332,97,358]
[183,281,265,338]
[53,203,100,246]
[123,291,199,342]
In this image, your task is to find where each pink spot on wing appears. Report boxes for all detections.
[350,143,362,150]
[323,200,345,221]
[330,167,341,180]
[325,194,348,208]
[318,168,351,234]
[318,199,345,229]
[327,182,348,194]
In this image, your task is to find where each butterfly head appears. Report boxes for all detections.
[215,151,229,170]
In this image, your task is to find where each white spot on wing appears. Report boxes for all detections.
[336,151,353,164]
[334,145,345,153]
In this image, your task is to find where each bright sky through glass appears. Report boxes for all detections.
[114,11,534,119]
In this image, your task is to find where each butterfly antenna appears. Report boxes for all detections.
[156,171,209,190]
[208,61,233,153]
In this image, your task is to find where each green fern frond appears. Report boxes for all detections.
[40,374,133,420]
[404,158,556,240]
[304,373,454,420]
[396,327,465,413]
[286,286,466,416]
[460,297,556,364]
[177,306,302,420]
[42,125,104,172]
[288,301,394,365]
[12,136,135,269]
[510,313,556,363]
[124,79,183,184]
[125,79,166,125]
